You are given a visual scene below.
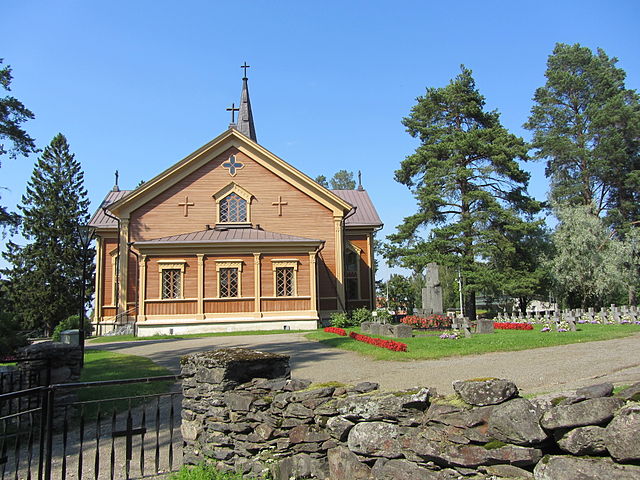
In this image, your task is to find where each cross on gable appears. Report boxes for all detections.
[178,196,195,216]
[272,196,288,216]
[222,155,244,176]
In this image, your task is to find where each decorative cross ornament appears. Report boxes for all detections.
[272,196,288,216]
[223,155,244,176]
[241,62,250,78]
[178,196,195,216]
[226,103,239,123]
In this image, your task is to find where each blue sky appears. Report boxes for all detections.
[2,1,640,279]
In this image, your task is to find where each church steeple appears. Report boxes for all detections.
[236,62,257,142]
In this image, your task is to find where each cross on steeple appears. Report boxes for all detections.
[113,170,120,192]
[241,62,250,79]
[226,102,239,123]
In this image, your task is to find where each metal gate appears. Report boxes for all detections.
[0,375,182,480]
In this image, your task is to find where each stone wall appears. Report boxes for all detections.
[181,348,640,480]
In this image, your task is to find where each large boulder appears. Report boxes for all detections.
[555,426,607,455]
[605,404,640,462]
[540,397,624,430]
[327,446,372,480]
[347,421,402,458]
[403,432,542,468]
[533,455,640,480]
[452,379,518,406]
[488,398,548,445]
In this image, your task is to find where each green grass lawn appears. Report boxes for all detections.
[306,323,640,361]
[88,328,313,344]
[73,350,177,419]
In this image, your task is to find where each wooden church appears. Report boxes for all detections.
[89,68,382,335]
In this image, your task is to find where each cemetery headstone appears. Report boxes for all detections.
[422,262,444,315]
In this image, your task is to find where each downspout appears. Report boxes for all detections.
[371,224,384,310]
[102,208,121,320]
[340,206,358,311]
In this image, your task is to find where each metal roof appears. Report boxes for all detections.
[89,190,133,228]
[332,189,383,227]
[135,227,322,246]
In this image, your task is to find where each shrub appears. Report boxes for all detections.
[351,307,373,324]
[330,312,354,328]
[374,309,392,323]
[0,311,28,358]
[52,314,93,341]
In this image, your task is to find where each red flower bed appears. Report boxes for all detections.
[349,331,408,352]
[324,327,347,336]
[401,314,452,329]
[493,322,533,330]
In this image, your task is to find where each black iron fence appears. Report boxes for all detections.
[0,375,182,480]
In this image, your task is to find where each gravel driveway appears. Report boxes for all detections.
[88,331,640,395]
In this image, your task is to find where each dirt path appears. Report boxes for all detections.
[89,332,640,395]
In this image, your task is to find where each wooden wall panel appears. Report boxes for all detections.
[319,298,337,311]
[145,301,197,315]
[101,238,118,306]
[261,298,311,312]
[203,254,254,298]
[101,306,116,317]
[204,299,253,314]
[145,256,197,300]
[261,254,309,297]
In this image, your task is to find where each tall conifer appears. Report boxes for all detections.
[385,67,542,320]
[1,134,93,334]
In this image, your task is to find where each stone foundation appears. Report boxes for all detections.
[181,348,640,480]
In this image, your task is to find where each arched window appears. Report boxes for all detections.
[219,192,247,222]
[213,183,253,225]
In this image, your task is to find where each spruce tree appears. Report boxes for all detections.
[385,66,542,320]
[1,134,93,334]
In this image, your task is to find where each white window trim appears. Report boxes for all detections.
[216,260,243,298]
[212,183,253,225]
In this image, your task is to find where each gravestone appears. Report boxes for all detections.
[461,317,472,337]
[476,319,494,334]
[421,263,443,315]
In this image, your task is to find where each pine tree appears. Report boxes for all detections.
[385,66,542,320]
[1,134,93,334]
[525,43,640,224]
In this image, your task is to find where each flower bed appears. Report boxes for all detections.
[323,327,347,336]
[493,322,533,331]
[348,332,408,352]
[401,314,452,329]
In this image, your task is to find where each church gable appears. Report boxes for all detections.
[122,140,342,242]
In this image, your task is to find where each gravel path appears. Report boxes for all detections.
[88,331,640,395]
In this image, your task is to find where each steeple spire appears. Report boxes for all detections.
[236,62,257,142]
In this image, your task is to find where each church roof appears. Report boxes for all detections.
[134,227,322,246]
[89,189,133,228]
[332,189,383,228]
